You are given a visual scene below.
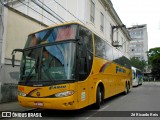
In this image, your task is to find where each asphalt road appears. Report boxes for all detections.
[4,82,160,120]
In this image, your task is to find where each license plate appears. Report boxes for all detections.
[34,102,43,107]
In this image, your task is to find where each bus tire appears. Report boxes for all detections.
[128,82,130,92]
[124,83,129,95]
[94,86,102,109]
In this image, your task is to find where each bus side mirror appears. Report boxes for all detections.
[12,53,15,67]
[11,49,23,67]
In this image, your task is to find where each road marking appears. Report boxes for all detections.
[85,105,110,119]
[99,105,110,111]
[86,111,99,119]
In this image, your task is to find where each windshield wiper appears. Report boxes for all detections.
[25,64,36,84]
[25,57,39,84]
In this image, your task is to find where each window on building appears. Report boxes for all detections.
[116,31,119,41]
[100,12,104,32]
[90,0,95,23]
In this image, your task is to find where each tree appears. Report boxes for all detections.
[148,47,160,80]
[130,57,147,71]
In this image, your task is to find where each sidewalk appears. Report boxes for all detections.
[0,101,34,118]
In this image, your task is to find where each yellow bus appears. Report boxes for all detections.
[12,22,132,110]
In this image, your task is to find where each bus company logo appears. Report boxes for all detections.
[36,91,40,97]
[116,66,126,73]
[99,62,111,73]
[49,85,66,90]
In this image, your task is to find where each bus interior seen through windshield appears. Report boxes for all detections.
[12,24,93,86]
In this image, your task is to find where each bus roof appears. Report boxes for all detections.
[131,66,141,71]
[28,22,83,36]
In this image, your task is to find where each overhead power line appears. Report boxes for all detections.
[52,0,85,25]
[37,0,67,23]
[15,0,57,24]
[31,0,63,23]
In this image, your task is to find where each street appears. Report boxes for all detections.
[3,82,160,120]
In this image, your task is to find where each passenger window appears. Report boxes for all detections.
[94,35,106,59]
[79,27,93,52]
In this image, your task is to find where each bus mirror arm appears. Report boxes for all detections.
[12,54,15,67]
[11,49,23,67]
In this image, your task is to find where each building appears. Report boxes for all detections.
[0,2,47,103]
[128,24,148,61]
[5,0,131,57]
[0,0,131,102]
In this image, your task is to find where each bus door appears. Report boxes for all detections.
[77,26,93,108]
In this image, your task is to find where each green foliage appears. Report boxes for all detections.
[148,47,160,79]
[130,57,147,71]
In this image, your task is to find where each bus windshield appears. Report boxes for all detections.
[25,24,77,48]
[19,42,76,86]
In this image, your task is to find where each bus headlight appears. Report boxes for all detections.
[18,91,27,97]
[55,91,74,98]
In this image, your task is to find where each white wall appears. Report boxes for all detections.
[8,0,130,57]
[11,0,86,25]
[0,4,4,65]
[84,0,130,56]
[4,8,46,60]
[0,6,47,103]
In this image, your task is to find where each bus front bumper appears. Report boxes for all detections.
[18,95,78,110]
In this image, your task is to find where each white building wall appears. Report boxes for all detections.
[10,0,86,25]
[6,0,130,57]
[0,6,47,103]
[84,0,130,57]
[0,4,3,64]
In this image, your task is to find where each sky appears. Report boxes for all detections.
[111,0,160,50]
